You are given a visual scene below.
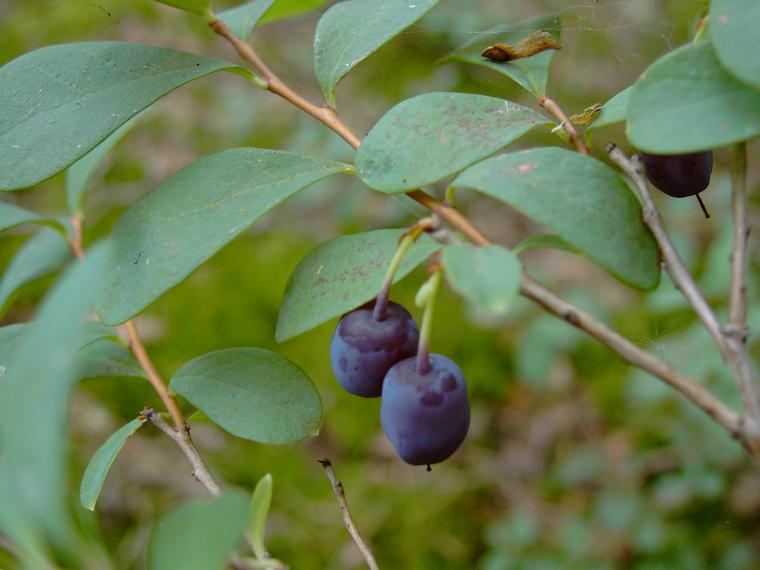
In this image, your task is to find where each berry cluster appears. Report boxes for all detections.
[330,298,469,467]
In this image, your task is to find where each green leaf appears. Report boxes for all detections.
[276,228,441,341]
[587,86,630,132]
[355,92,547,192]
[0,323,29,364]
[80,418,145,511]
[259,0,330,24]
[73,339,146,380]
[627,41,760,153]
[441,244,521,317]
[148,491,249,570]
[170,348,322,444]
[710,0,760,89]
[95,148,350,325]
[441,14,561,96]
[248,473,273,559]
[452,147,660,290]
[154,0,214,18]
[0,42,243,190]
[0,320,114,371]
[0,202,46,231]
[314,0,438,107]
[0,243,111,555]
[66,118,137,215]
[218,0,276,41]
[0,228,72,315]
[512,233,579,255]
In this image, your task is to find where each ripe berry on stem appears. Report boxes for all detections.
[640,150,714,217]
[330,300,419,398]
[380,353,470,466]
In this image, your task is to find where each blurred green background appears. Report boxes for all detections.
[1,0,759,568]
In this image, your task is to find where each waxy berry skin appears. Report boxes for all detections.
[330,300,419,398]
[640,151,713,198]
[380,353,470,465]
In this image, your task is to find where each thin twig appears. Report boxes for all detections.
[209,24,759,452]
[126,321,186,431]
[318,459,379,570]
[729,142,750,333]
[725,142,760,423]
[142,408,222,496]
[64,213,187,432]
[538,95,589,155]
[607,145,727,352]
[68,214,85,261]
[519,273,743,436]
[209,20,361,150]
[608,144,760,452]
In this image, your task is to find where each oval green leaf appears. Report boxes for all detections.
[0,42,242,190]
[452,147,660,290]
[148,491,248,570]
[80,418,144,511]
[248,473,273,559]
[218,0,276,41]
[155,0,213,18]
[95,148,351,325]
[170,348,322,444]
[441,244,521,317]
[314,0,438,107]
[356,92,547,193]
[710,0,760,89]
[441,13,560,96]
[627,41,760,153]
[0,228,71,316]
[276,228,441,341]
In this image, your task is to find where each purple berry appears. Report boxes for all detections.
[330,300,418,398]
[380,354,470,465]
[640,151,713,198]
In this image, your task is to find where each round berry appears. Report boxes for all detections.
[380,353,470,465]
[640,151,713,198]
[330,300,418,397]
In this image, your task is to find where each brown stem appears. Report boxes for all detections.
[209,23,758,452]
[126,321,186,432]
[729,142,749,332]
[318,459,379,570]
[210,19,361,150]
[538,95,589,155]
[726,142,760,423]
[68,214,85,261]
[143,408,222,496]
[608,144,760,452]
[64,213,186,432]
[519,273,743,437]
[607,145,727,353]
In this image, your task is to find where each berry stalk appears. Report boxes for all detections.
[415,268,443,375]
[373,226,425,321]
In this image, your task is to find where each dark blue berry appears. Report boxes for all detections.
[640,151,713,198]
[380,353,470,465]
[330,300,418,398]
